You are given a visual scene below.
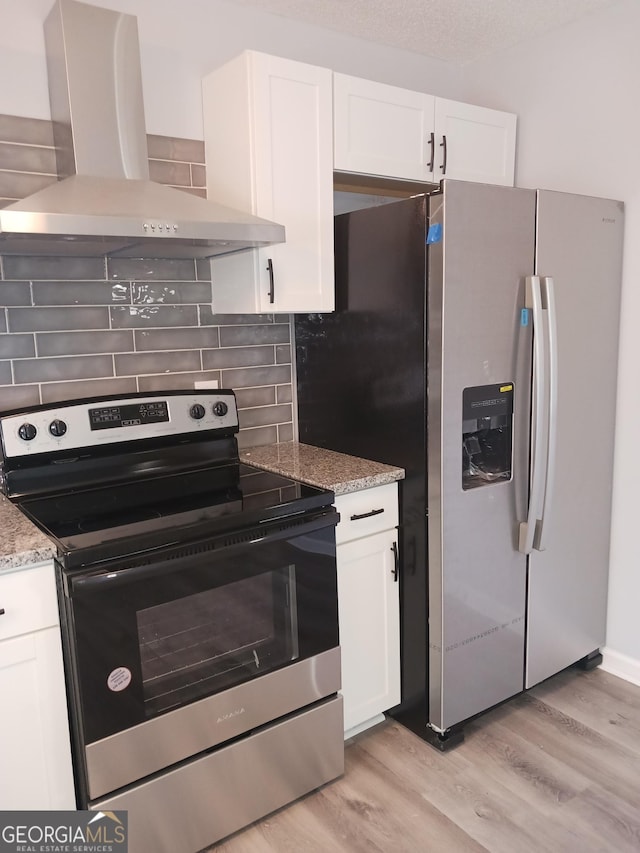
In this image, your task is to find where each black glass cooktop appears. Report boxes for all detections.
[18,462,333,570]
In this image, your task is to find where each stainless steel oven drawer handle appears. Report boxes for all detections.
[350,508,384,521]
[68,509,340,594]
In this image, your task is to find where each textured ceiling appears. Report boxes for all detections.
[224,0,617,62]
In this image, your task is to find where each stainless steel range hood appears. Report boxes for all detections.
[0,0,285,259]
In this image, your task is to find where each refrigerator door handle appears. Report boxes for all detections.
[534,276,558,551]
[519,275,546,555]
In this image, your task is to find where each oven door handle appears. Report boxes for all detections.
[67,509,339,595]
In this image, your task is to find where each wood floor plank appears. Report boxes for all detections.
[529,667,640,756]
[361,721,599,853]
[488,692,640,811]
[462,715,591,811]
[558,783,640,853]
[316,734,487,853]
[208,668,640,852]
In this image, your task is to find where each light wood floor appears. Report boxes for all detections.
[211,666,640,852]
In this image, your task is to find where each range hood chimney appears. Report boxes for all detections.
[0,0,285,259]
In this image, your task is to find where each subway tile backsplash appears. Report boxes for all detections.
[8,306,111,332]
[0,115,54,147]
[37,330,134,357]
[3,255,106,280]
[107,258,200,282]
[0,114,294,448]
[110,304,200,329]
[31,281,130,305]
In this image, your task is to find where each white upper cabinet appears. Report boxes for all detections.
[433,98,517,186]
[333,74,436,181]
[203,52,335,314]
[333,73,516,186]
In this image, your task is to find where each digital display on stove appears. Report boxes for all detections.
[89,401,169,431]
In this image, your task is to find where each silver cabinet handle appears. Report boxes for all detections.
[535,276,558,551]
[519,275,546,554]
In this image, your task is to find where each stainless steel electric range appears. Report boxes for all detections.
[0,390,343,853]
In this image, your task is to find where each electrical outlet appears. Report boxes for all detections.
[194,380,219,390]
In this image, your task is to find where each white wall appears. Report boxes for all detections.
[463,0,640,680]
[0,0,464,138]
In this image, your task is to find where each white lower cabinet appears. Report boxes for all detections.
[335,483,400,737]
[0,562,75,809]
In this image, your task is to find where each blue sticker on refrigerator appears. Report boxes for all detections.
[426,223,443,244]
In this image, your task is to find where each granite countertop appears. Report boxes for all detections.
[0,493,55,573]
[240,442,404,495]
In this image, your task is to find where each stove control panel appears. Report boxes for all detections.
[88,400,170,431]
[0,391,239,459]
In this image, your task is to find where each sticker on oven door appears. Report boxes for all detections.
[107,666,132,692]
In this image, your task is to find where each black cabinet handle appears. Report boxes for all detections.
[427,132,435,171]
[266,258,275,304]
[0,608,5,616]
[391,541,399,582]
[350,508,384,521]
[440,134,448,174]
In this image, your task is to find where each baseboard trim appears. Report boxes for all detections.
[600,647,640,687]
[344,713,386,741]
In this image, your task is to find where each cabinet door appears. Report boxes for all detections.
[0,628,76,809]
[204,52,334,313]
[434,98,516,186]
[333,73,436,181]
[337,529,400,735]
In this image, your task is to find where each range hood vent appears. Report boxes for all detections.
[0,0,285,259]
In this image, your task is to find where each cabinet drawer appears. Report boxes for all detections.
[0,562,59,642]
[335,483,398,545]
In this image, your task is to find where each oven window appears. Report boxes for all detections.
[69,517,338,745]
[136,566,299,714]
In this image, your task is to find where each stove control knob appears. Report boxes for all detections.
[18,423,37,441]
[190,403,206,420]
[213,401,228,417]
[49,419,67,437]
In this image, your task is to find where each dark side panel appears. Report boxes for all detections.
[295,195,429,711]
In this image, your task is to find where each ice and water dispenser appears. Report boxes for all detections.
[462,383,514,490]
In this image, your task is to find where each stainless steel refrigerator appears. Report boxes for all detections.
[295,180,624,747]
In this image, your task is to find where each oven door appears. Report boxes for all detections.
[60,507,340,802]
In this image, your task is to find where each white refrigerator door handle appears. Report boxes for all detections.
[534,276,558,550]
[519,276,546,555]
